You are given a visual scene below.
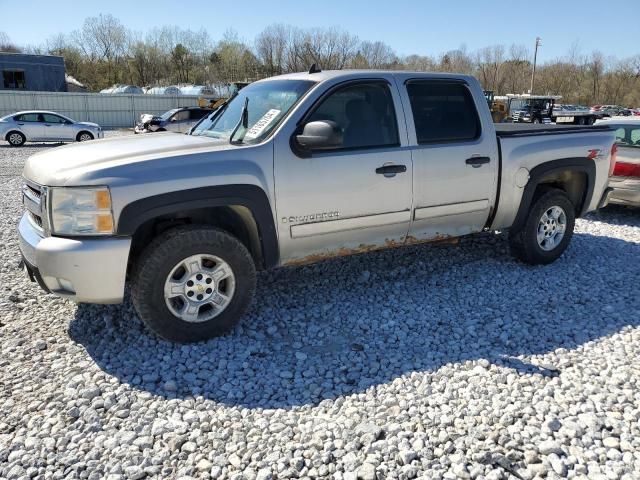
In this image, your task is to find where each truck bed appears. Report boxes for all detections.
[495,123,612,137]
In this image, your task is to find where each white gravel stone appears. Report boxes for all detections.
[0,136,639,478]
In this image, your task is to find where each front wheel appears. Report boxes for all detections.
[77,131,94,142]
[131,226,256,342]
[509,188,576,265]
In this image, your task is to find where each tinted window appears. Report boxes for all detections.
[16,113,40,122]
[189,109,209,120]
[42,114,65,123]
[308,82,399,150]
[406,81,480,144]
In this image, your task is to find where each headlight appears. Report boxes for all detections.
[49,187,114,235]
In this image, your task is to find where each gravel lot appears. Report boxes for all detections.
[1,134,639,480]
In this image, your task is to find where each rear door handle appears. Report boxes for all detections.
[376,164,407,176]
[465,156,491,167]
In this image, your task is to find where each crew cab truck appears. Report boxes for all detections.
[18,70,616,342]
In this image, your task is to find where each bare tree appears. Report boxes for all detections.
[587,51,605,103]
[439,46,474,74]
[255,24,290,76]
[73,14,128,85]
[476,45,505,92]
[0,31,21,53]
[352,41,397,68]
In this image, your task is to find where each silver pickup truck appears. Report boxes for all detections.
[18,70,616,342]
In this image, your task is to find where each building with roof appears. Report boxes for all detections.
[0,53,66,92]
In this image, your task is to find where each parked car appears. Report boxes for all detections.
[18,69,615,342]
[597,118,640,207]
[134,107,212,134]
[0,111,103,147]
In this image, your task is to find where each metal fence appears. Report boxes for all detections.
[0,91,208,128]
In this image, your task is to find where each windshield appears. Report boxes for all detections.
[191,79,315,143]
[160,109,180,120]
[0,114,11,121]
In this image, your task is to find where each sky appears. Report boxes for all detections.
[1,0,638,61]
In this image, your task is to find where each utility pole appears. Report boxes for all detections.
[530,37,542,95]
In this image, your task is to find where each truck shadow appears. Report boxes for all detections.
[69,227,640,410]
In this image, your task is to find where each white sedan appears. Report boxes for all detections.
[0,110,103,147]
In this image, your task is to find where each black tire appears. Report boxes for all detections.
[131,226,256,342]
[6,131,26,147]
[509,188,576,265]
[76,131,94,142]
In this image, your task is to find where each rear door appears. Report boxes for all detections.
[400,79,499,241]
[15,113,44,140]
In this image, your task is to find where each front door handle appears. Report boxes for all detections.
[465,156,491,167]
[376,164,407,176]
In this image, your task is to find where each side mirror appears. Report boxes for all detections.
[295,120,343,150]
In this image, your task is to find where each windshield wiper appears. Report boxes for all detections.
[189,91,238,136]
[229,97,249,145]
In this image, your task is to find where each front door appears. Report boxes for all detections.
[399,79,499,241]
[273,80,413,265]
[42,113,72,140]
[166,110,190,133]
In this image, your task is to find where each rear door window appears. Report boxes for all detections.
[406,81,481,144]
[16,113,40,122]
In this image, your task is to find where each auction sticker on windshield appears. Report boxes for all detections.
[244,109,281,140]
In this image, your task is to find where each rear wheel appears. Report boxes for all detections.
[7,131,25,147]
[509,188,576,265]
[131,226,256,342]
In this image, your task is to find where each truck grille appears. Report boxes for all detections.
[22,180,48,234]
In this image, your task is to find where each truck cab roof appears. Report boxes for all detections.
[258,69,478,85]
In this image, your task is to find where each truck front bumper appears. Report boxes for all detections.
[18,213,131,304]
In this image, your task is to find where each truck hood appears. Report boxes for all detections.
[24,132,230,186]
